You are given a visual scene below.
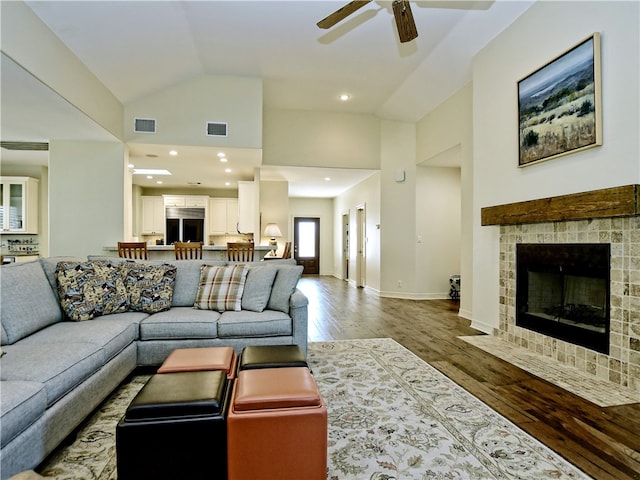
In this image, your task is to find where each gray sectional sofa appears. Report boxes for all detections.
[0,256,308,479]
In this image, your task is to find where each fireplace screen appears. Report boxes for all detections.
[516,243,610,354]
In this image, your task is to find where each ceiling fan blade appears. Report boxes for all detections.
[317,0,372,29]
[393,0,418,43]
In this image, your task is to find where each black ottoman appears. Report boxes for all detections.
[239,344,308,371]
[116,370,230,480]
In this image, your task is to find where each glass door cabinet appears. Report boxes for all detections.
[0,177,39,233]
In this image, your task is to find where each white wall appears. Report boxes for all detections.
[2,1,123,139]
[379,120,417,297]
[263,108,381,169]
[125,74,262,149]
[49,141,126,257]
[289,197,335,276]
[260,180,289,252]
[416,83,473,315]
[415,166,461,298]
[334,173,381,291]
[472,1,640,333]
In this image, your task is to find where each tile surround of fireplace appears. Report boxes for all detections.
[498,216,640,392]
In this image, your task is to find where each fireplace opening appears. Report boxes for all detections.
[516,243,610,354]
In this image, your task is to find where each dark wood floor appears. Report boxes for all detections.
[298,276,640,480]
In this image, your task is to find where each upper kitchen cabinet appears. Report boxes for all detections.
[237,181,258,234]
[141,196,165,235]
[163,195,208,208]
[0,177,39,234]
[209,198,238,235]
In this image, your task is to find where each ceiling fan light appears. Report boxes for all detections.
[392,0,418,43]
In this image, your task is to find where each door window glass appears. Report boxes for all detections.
[299,221,315,258]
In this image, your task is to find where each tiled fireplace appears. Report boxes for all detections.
[484,186,640,393]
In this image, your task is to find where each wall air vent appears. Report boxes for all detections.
[206,122,228,137]
[134,118,156,133]
[1,141,49,151]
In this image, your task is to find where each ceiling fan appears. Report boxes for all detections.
[317,0,418,43]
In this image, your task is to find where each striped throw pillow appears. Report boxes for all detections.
[194,265,249,312]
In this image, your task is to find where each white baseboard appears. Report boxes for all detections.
[378,291,449,300]
[458,308,473,320]
[470,319,494,335]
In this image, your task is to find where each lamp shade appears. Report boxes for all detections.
[264,223,282,238]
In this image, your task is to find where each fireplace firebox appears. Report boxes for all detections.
[516,243,610,354]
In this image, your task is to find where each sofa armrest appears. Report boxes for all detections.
[289,289,309,355]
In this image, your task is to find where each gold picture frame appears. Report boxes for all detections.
[518,33,602,167]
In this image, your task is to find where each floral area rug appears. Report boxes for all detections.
[38,338,591,479]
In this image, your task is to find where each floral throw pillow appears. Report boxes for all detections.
[119,262,177,313]
[194,265,249,312]
[56,260,129,321]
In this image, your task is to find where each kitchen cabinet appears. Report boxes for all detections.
[0,177,39,234]
[186,196,208,207]
[237,181,257,234]
[163,195,208,207]
[208,198,238,235]
[141,196,165,235]
[163,195,185,207]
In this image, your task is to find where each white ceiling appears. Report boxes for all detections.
[1,0,532,197]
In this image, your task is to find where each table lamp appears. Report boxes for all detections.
[264,223,282,256]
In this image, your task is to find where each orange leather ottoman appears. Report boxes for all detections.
[116,370,231,480]
[158,346,238,378]
[227,367,327,480]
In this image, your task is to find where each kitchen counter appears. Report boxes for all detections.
[103,244,272,261]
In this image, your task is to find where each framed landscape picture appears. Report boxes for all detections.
[518,33,602,166]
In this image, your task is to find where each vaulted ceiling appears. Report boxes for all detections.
[1,1,532,196]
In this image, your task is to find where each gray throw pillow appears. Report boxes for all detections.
[267,265,304,313]
[241,266,278,312]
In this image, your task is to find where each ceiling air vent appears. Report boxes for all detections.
[134,118,156,134]
[1,141,49,151]
[206,122,228,137]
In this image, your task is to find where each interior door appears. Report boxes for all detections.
[294,217,320,275]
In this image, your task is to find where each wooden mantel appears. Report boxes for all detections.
[481,185,640,226]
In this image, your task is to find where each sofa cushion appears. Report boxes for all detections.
[0,380,47,448]
[169,260,226,307]
[194,265,249,312]
[267,265,304,313]
[218,310,292,338]
[17,316,139,364]
[241,266,278,312]
[56,260,130,321]
[0,261,62,345]
[139,307,220,340]
[0,343,103,407]
[120,262,177,313]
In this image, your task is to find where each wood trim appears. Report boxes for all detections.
[481,185,640,226]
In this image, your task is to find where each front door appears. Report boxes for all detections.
[294,217,320,275]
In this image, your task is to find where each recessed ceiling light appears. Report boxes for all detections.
[128,163,135,169]
[156,181,163,184]
[169,150,178,156]
[146,175,153,179]
[217,152,226,158]
[219,157,228,163]
[225,168,232,173]
[339,94,350,101]
[225,182,231,186]
[325,177,331,181]
[133,169,172,175]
